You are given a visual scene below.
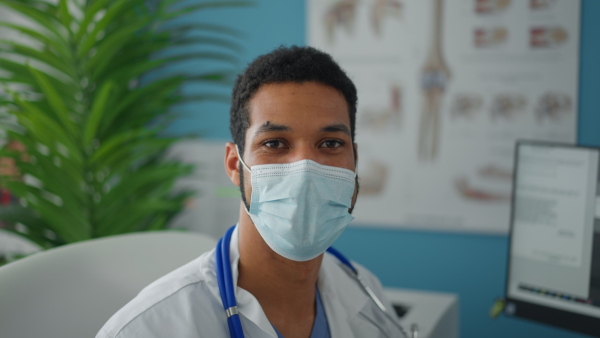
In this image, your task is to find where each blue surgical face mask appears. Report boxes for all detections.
[238,147,356,261]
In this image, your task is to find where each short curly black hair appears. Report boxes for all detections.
[229,45,357,155]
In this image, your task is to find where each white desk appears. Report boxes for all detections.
[383,288,459,338]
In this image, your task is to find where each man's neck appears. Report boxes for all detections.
[236,209,322,338]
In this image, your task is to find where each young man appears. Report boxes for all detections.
[97,46,405,338]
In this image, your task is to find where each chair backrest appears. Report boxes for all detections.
[0,231,216,338]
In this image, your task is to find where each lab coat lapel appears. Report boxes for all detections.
[230,226,279,337]
[319,254,387,338]
[208,225,278,337]
[353,303,399,338]
[214,227,389,337]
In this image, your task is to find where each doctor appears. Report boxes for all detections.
[97,46,405,338]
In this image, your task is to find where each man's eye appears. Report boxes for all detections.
[321,140,343,148]
[263,140,286,148]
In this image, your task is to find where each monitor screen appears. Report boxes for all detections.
[505,141,600,337]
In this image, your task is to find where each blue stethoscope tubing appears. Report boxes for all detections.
[215,225,409,338]
[216,226,244,337]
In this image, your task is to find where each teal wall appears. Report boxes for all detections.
[171,1,599,337]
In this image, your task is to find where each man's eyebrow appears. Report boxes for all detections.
[321,124,351,136]
[255,121,291,135]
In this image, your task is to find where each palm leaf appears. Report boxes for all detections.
[82,80,114,146]
[27,65,77,134]
[0,41,77,80]
[0,0,62,38]
[0,205,56,248]
[0,22,70,57]
[160,1,253,21]
[0,0,249,251]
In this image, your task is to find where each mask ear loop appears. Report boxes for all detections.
[235,145,252,173]
[236,145,253,216]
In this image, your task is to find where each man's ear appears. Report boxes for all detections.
[224,142,241,187]
[353,142,358,167]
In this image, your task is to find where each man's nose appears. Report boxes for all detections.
[288,144,321,164]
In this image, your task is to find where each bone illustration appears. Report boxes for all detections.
[456,164,513,202]
[360,160,389,195]
[536,92,572,122]
[474,27,508,48]
[324,0,359,44]
[530,0,556,11]
[475,0,512,15]
[451,93,483,120]
[418,0,451,161]
[490,93,526,121]
[530,26,568,48]
[455,177,510,201]
[371,0,403,36]
[360,84,403,130]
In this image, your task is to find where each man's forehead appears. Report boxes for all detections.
[248,81,348,108]
[244,81,352,136]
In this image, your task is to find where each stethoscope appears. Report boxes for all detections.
[215,225,412,338]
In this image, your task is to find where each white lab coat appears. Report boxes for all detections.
[96,226,404,338]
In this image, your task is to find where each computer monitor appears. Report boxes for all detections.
[505,141,600,337]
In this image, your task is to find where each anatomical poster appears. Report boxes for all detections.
[308,0,580,233]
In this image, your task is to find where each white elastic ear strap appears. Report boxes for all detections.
[236,145,251,173]
[236,145,253,215]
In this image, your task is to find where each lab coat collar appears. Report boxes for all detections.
[318,253,371,337]
[210,225,390,338]
[229,225,279,337]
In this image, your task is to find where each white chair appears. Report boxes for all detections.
[0,231,216,338]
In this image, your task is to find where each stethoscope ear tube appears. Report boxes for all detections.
[326,246,357,274]
[216,226,244,337]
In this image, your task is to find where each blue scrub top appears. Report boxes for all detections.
[273,288,330,338]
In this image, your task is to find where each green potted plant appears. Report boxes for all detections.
[0,0,248,252]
